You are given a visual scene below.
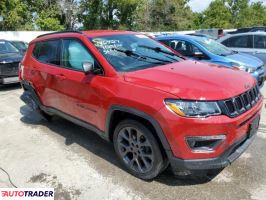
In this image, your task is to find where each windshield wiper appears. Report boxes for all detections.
[112,48,172,64]
[137,45,181,61]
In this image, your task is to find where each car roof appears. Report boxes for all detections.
[219,31,266,41]
[31,30,137,43]
[156,34,200,41]
[82,30,135,37]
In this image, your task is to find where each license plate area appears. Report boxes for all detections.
[247,115,260,138]
[2,77,19,84]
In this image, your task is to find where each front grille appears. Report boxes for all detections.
[0,62,19,76]
[220,85,261,117]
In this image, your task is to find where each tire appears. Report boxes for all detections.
[113,119,165,180]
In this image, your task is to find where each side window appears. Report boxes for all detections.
[167,40,191,55]
[33,40,60,65]
[254,35,266,49]
[251,28,265,32]
[61,39,95,71]
[168,39,205,58]
[221,39,229,46]
[158,40,170,46]
[226,35,251,48]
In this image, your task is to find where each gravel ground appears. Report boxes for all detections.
[0,84,265,200]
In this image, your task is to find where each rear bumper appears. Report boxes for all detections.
[167,129,257,171]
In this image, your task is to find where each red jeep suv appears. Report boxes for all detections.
[20,31,263,180]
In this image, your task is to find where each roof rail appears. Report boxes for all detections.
[37,30,83,38]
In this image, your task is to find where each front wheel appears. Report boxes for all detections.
[113,119,165,180]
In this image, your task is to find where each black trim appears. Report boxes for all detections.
[167,121,258,172]
[106,105,171,150]
[37,31,83,38]
[41,106,107,140]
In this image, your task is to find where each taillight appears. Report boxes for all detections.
[19,63,24,80]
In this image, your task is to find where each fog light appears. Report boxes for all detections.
[186,135,226,152]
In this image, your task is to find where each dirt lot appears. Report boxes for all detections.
[0,84,265,200]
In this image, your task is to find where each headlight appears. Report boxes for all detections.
[246,67,256,73]
[231,62,255,73]
[165,99,221,118]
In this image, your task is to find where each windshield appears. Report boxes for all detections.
[11,41,28,50]
[195,38,233,56]
[0,40,19,54]
[90,34,182,72]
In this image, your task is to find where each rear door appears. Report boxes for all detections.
[30,39,62,107]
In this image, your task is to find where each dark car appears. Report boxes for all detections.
[10,40,28,55]
[0,40,22,84]
[228,26,266,34]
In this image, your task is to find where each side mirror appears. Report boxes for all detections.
[193,51,205,59]
[82,62,93,74]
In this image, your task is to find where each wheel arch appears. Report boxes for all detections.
[106,105,171,152]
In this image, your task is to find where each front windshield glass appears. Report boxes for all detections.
[195,37,233,56]
[0,40,19,54]
[90,34,183,72]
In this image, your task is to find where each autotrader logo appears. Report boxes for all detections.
[0,188,54,199]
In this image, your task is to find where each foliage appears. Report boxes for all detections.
[0,0,33,30]
[135,0,193,31]
[0,0,266,31]
[196,0,266,29]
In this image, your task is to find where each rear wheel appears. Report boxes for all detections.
[113,119,165,180]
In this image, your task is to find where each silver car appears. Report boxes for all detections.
[218,32,266,64]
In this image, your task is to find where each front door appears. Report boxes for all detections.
[51,39,103,127]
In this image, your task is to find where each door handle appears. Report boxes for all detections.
[55,74,66,80]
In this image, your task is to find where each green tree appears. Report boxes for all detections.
[248,2,266,26]
[202,0,232,28]
[135,0,193,31]
[0,0,33,30]
[194,0,266,29]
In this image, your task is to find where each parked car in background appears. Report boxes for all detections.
[218,32,266,66]
[20,31,263,180]
[156,34,265,87]
[227,26,266,34]
[186,33,216,40]
[10,40,28,55]
[0,39,22,84]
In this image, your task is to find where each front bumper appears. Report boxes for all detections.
[167,126,257,171]
[0,62,19,84]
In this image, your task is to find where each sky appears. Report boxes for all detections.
[188,0,266,12]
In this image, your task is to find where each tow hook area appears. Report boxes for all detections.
[20,91,39,111]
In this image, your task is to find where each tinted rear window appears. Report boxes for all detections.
[33,40,60,65]
[254,35,266,49]
[223,35,251,48]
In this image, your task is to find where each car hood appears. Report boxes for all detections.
[225,52,263,68]
[0,52,22,63]
[124,60,256,100]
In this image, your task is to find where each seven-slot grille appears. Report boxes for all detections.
[221,85,261,117]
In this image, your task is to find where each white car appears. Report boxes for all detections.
[218,32,266,64]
